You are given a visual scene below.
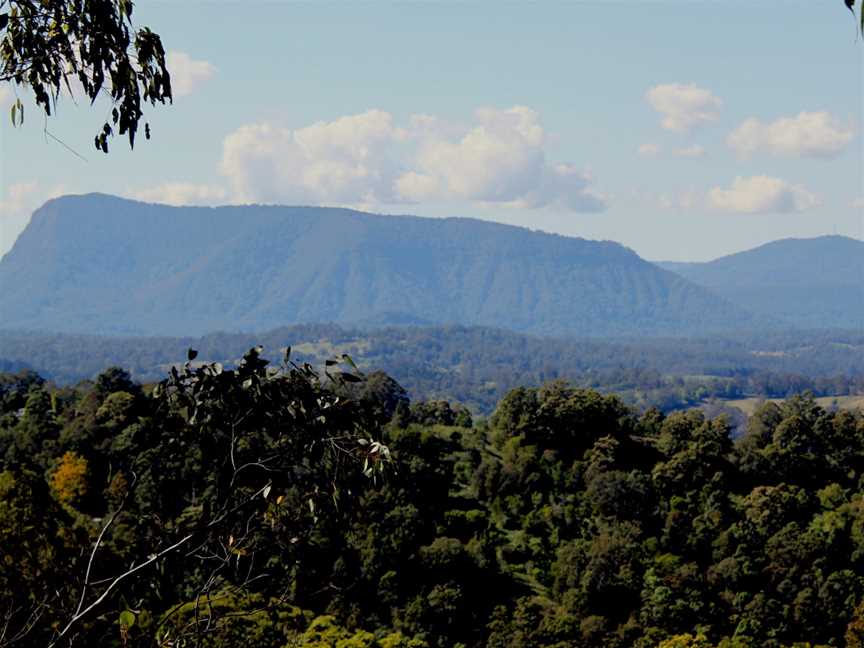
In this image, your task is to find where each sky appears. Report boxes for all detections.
[1,0,862,261]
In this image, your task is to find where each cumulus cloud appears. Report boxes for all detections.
[218,106,605,212]
[400,106,604,211]
[486,164,605,212]
[727,111,855,158]
[0,181,40,216]
[220,109,406,205]
[167,51,217,97]
[403,106,544,202]
[646,83,722,133]
[638,143,661,157]
[672,145,706,158]
[0,181,65,257]
[707,176,819,214]
[394,171,440,203]
[128,182,227,206]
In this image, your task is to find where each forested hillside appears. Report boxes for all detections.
[0,194,759,337]
[659,236,864,330]
[2,325,863,414]
[2,352,864,646]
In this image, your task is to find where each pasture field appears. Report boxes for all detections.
[725,394,864,416]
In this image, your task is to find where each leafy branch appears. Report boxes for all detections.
[0,0,171,152]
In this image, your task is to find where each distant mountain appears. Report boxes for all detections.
[659,236,864,330]
[0,193,758,337]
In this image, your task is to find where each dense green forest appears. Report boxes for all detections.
[2,348,864,646]
[3,325,863,415]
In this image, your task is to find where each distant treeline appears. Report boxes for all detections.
[1,325,863,413]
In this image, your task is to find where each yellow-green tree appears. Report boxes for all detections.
[50,451,88,506]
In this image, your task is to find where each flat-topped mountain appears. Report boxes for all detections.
[0,193,758,337]
[659,235,864,330]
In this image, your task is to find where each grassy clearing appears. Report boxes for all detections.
[724,395,864,416]
[288,339,372,361]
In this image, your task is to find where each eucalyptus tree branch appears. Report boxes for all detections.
[49,532,197,647]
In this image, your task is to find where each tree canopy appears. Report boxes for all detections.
[0,348,391,645]
[2,353,864,646]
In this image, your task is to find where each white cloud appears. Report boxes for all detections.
[672,145,706,158]
[0,181,66,257]
[727,111,855,158]
[638,143,661,157]
[646,83,722,133]
[220,109,406,205]
[218,106,605,212]
[394,171,440,202]
[128,182,227,206]
[0,181,40,216]
[400,106,604,211]
[491,164,605,212]
[167,51,217,97]
[707,176,819,214]
[404,106,544,202]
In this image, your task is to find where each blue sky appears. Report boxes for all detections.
[1,0,862,261]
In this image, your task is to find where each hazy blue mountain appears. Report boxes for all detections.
[659,236,864,330]
[0,193,759,337]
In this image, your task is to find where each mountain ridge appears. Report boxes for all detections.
[2,193,761,337]
[658,235,864,330]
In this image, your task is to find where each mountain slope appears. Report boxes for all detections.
[659,236,864,330]
[0,193,758,336]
